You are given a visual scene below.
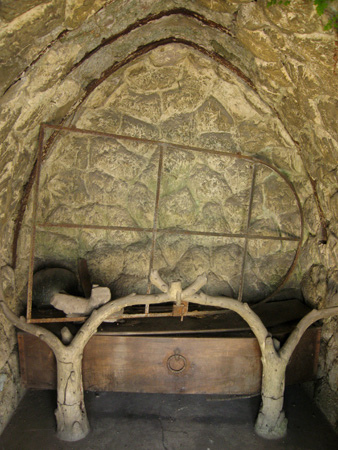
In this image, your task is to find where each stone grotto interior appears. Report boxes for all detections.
[0,0,338,448]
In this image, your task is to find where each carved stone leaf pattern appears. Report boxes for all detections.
[33,45,302,303]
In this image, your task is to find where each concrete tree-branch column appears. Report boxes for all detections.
[254,307,338,439]
[54,348,89,441]
[1,271,338,441]
[254,336,288,439]
[0,299,91,441]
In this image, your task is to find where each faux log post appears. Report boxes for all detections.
[54,348,89,441]
[254,307,338,439]
[0,298,92,441]
[254,337,288,439]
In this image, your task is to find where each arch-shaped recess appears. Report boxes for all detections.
[12,34,312,311]
[1,1,338,438]
[9,7,315,270]
[13,35,308,272]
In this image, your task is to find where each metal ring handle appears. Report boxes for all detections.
[167,354,187,373]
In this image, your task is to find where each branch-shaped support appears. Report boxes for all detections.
[51,286,111,316]
[1,270,338,441]
[0,299,90,441]
[255,306,338,439]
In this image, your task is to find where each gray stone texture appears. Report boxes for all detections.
[0,0,338,434]
[32,127,302,303]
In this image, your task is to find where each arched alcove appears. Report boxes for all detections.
[1,0,338,435]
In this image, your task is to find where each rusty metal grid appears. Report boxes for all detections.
[26,123,304,323]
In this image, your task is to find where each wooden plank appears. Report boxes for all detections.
[17,327,321,395]
[18,333,56,389]
[82,336,262,394]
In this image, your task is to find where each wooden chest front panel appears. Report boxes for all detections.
[18,327,320,395]
[83,336,261,394]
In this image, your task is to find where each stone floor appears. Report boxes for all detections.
[0,385,337,450]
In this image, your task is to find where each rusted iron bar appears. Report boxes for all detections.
[27,126,45,322]
[43,123,273,165]
[120,309,226,318]
[238,165,257,302]
[37,222,300,242]
[28,308,230,324]
[147,146,164,301]
[14,121,301,268]
[258,236,303,305]
[258,190,304,305]
[41,124,303,214]
[160,230,300,241]
[37,222,152,232]
[28,316,87,324]
[26,124,304,322]
[97,328,247,336]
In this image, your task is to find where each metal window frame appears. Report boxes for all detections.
[26,124,303,323]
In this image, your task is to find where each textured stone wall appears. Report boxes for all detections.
[32,45,303,303]
[0,0,338,434]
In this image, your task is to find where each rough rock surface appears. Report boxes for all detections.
[33,122,302,302]
[0,0,338,434]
